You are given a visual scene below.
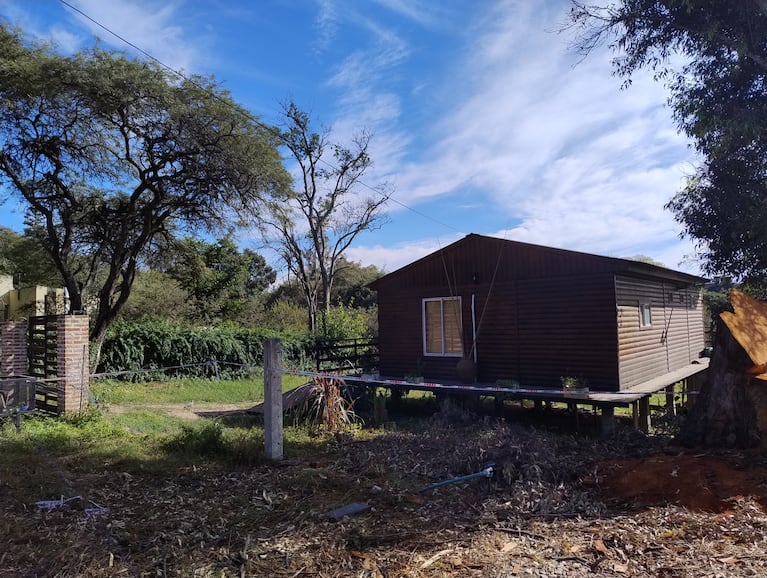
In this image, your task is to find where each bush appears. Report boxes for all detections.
[98,320,314,380]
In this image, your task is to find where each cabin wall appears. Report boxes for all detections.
[512,274,619,390]
[616,275,705,389]
[377,285,471,382]
[377,273,620,389]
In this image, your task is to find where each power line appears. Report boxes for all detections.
[57,0,465,236]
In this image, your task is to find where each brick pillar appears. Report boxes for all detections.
[1,320,28,377]
[56,314,90,413]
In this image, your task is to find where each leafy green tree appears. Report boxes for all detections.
[0,226,62,287]
[331,257,383,309]
[167,236,276,323]
[568,1,767,283]
[257,102,390,333]
[119,270,192,322]
[0,26,289,361]
[626,254,666,269]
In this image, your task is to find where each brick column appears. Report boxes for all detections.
[0,320,28,377]
[56,314,90,413]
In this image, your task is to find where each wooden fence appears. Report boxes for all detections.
[314,338,378,373]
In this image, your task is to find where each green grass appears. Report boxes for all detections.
[0,374,332,478]
[91,373,307,405]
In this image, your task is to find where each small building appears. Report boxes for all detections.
[369,234,706,392]
[0,274,68,321]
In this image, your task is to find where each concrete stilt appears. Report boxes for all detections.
[638,396,651,433]
[264,338,283,461]
[601,405,615,437]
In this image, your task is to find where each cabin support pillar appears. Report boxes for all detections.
[637,397,651,433]
[601,405,615,437]
[665,384,677,417]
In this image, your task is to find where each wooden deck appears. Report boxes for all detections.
[345,358,711,436]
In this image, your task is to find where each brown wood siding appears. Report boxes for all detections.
[372,235,632,295]
[378,273,620,389]
[513,274,619,390]
[616,276,705,389]
[373,234,706,390]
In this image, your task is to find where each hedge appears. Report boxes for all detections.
[97,320,314,380]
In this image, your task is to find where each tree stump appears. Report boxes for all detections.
[678,318,762,448]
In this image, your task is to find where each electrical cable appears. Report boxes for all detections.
[57,0,465,236]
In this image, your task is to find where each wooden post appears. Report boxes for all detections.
[632,400,639,429]
[264,338,283,461]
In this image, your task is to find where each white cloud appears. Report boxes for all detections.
[313,0,339,54]
[61,0,204,72]
[345,234,462,273]
[340,0,702,274]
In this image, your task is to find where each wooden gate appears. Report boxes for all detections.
[27,315,59,413]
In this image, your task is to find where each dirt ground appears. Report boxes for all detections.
[3,405,767,577]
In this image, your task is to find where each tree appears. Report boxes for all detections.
[331,257,384,309]
[626,254,666,268]
[167,236,276,323]
[257,102,390,333]
[0,26,289,361]
[567,1,767,447]
[568,1,767,283]
[119,270,192,322]
[0,226,62,287]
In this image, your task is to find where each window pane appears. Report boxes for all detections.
[443,299,463,355]
[640,303,652,327]
[424,300,442,354]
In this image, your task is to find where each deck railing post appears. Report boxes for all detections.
[264,338,283,461]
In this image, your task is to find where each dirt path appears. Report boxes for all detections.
[107,402,255,420]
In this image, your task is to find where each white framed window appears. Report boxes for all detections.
[423,297,463,356]
[640,303,652,327]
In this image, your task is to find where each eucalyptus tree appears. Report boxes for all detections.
[258,102,390,333]
[0,26,289,360]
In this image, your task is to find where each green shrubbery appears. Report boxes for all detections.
[97,320,314,379]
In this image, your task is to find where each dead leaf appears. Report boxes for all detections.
[718,556,740,565]
[501,542,516,553]
[612,562,628,573]
[594,539,610,556]
[563,542,583,554]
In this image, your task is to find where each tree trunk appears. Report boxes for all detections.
[678,318,762,448]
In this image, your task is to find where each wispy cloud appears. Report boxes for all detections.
[313,0,339,55]
[333,0,701,272]
[60,0,204,72]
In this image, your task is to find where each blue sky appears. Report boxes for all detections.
[0,0,701,275]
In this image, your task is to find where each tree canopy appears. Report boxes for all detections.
[0,226,62,287]
[0,26,290,354]
[166,236,276,323]
[569,1,767,282]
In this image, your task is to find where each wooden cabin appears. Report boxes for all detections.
[369,234,706,392]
